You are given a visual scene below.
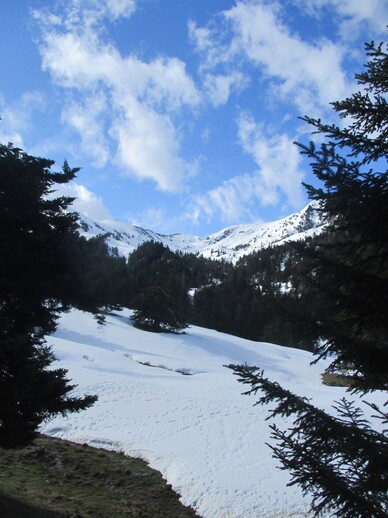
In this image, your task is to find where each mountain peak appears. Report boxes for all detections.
[77,202,326,262]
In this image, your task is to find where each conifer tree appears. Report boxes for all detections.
[132,285,188,333]
[229,40,388,517]
[126,242,190,333]
[0,143,97,449]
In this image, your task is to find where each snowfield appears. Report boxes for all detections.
[77,201,325,263]
[40,308,383,518]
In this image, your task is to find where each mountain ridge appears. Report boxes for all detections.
[78,201,326,262]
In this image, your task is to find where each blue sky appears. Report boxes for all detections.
[1,0,386,235]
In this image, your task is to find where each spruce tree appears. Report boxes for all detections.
[229,40,388,517]
[0,143,97,449]
[132,285,188,333]
[126,242,190,333]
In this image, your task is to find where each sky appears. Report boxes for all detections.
[1,1,387,236]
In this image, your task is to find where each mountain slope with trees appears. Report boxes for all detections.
[77,200,325,262]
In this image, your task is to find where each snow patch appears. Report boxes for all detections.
[40,308,383,517]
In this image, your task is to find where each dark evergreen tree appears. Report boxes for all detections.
[132,286,188,333]
[0,143,97,449]
[229,40,388,517]
[71,233,127,312]
[126,242,190,332]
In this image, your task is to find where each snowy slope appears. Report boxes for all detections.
[40,308,384,518]
[77,202,325,262]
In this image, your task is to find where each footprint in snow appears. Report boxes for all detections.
[82,354,96,362]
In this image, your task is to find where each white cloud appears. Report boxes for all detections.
[125,206,166,230]
[34,0,201,192]
[62,94,110,167]
[188,19,213,55]
[54,0,136,32]
[291,0,388,40]
[124,205,190,234]
[237,113,305,207]
[203,72,249,107]
[136,207,167,230]
[223,1,349,112]
[188,19,250,106]
[51,182,113,220]
[0,92,46,147]
[138,56,200,111]
[111,98,196,192]
[189,1,351,115]
[188,19,230,71]
[97,0,136,20]
[186,113,305,226]
[186,173,265,225]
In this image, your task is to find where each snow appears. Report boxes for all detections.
[40,308,384,518]
[77,201,326,262]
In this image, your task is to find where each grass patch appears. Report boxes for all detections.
[322,372,355,388]
[0,435,199,517]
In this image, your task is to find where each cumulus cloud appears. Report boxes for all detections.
[50,182,113,220]
[227,2,349,112]
[189,1,353,115]
[188,20,249,106]
[237,113,305,207]
[186,114,305,226]
[56,0,136,31]
[30,0,382,231]
[184,0,385,228]
[111,98,197,192]
[34,0,201,192]
[0,92,46,147]
[203,72,249,107]
[291,0,388,40]
[62,94,110,167]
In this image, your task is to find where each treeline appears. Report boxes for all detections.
[83,234,324,351]
[192,241,322,350]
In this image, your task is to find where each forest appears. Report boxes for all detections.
[70,233,323,350]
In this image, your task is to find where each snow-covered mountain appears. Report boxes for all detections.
[77,202,326,261]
